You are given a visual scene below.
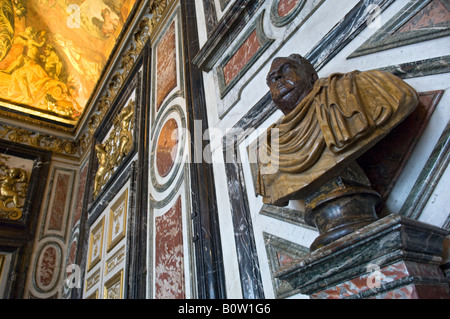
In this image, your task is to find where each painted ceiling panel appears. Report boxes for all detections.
[0,0,136,129]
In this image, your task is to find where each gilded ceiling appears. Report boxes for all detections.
[0,0,137,130]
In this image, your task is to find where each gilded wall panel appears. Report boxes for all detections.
[83,183,130,299]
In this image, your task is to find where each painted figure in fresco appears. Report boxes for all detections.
[3,27,48,103]
[256,54,419,206]
[53,33,103,84]
[80,0,123,40]
[0,0,15,62]
[42,44,63,80]
[0,26,80,118]
[92,8,120,38]
[0,25,86,119]
[12,0,26,17]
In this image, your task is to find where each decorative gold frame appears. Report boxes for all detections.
[87,216,105,271]
[107,188,128,252]
[103,270,124,299]
[105,245,126,276]
[86,289,99,299]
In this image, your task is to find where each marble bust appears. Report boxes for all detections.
[257,54,419,207]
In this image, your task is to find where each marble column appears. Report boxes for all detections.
[275,215,450,299]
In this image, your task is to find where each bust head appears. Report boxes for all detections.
[266,54,318,115]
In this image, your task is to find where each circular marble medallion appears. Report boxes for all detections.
[156,118,179,178]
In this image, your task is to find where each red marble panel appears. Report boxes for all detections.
[223,30,261,86]
[39,246,57,287]
[156,118,179,178]
[396,0,449,34]
[48,173,70,231]
[68,239,78,267]
[278,0,300,17]
[73,163,88,226]
[276,252,295,267]
[358,91,442,208]
[155,196,185,299]
[156,22,177,111]
[312,260,449,299]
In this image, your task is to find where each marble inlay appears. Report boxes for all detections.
[348,0,450,59]
[156,22,177,111]
[36,243,61,291]
[155,196,185,299]
[156,118,178,178]
[48,173,70,231]
[277,0,300,17]
[72,163,89,227]
[396,0,449,34]
[39,246,57,287]
[222,30,261,86]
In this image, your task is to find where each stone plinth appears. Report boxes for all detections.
[275,215,450,299]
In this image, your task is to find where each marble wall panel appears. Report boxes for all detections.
[154,196,185,299]
[270,0,307,27]
[43,168,76,238]
[150,104,187,198]
[72,162,89,227]
[349,0,450,58]
[35,243,62,292]
[48,173,71,232]
[222,30,262,86]
[277,0,300,17]
[156,118,179,178]
[217,11,273,99]
[149,8,195,298]
[25,165,77,299]
[62,161,88,298]
[396,0,449,34]
[156,22,177,111]
[264,232,309,298]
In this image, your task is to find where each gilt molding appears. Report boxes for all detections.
[0,123,78,157]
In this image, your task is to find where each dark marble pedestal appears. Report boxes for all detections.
[275,215,450,299]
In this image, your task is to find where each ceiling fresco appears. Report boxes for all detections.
[0,0,136,129]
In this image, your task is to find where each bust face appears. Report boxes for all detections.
[267,57,315,115]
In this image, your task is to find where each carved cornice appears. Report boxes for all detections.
[0,123,78,157]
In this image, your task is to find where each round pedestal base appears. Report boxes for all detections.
[306,189,380,251]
